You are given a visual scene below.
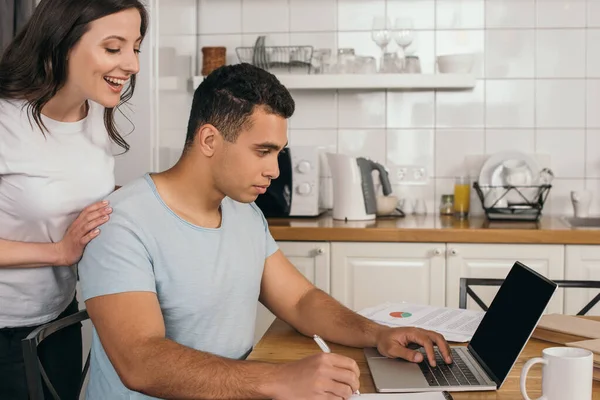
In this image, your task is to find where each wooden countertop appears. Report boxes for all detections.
[248,318,600,399]
[267,214,600,244]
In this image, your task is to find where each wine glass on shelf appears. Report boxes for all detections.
[371,16,391,73]
[393,17,414,71]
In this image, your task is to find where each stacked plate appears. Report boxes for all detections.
[478,151,552,209]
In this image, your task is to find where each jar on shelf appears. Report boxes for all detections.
[439,194,454,216]
[201,46,226,76]
[312,48,333,74]
[336,48,355,73]
[380,52,402,73]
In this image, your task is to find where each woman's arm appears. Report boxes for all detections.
[0,200,112,269]
[0,239,62,268]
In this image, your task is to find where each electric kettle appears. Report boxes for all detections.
[326,153,393,221]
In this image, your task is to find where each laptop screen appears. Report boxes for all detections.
[468,262,557,386]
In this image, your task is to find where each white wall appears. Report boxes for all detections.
[155,0,600,216]
[113,0,157,186]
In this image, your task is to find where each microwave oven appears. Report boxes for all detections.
[254,146,327,218]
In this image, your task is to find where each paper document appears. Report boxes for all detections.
[351,392,453,399]
[359,302,485,342]
[538,314,600,339]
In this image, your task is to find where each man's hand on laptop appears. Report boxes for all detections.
[375,326,453,367]
[270,352,360,400]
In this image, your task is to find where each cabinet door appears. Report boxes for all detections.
[277,242,330,293]
[254,242,331,344]
[446,244,564,314]
[565,246,600,316]
[330,242,446,311]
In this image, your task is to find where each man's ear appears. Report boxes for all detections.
[196,124,220,157]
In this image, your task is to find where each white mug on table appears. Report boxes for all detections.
[520,347,593,400]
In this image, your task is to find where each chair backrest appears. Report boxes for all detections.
[459,278,600,315]
[21,309,91,400]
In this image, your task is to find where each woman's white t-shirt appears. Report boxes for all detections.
[0,99,115,328]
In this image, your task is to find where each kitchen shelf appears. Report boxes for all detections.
[191,73,475,91]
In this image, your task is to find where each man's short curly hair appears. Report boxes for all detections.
[184,63,295,147]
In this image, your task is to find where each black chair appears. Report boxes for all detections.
[459,278,600,315]
[21,310,91,400]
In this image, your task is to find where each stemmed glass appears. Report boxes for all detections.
[393,17,414,70]
[371,16,391,72]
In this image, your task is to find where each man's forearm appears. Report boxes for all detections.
[125,337,281,399]
[291,288,387,348]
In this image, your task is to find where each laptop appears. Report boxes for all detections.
[364,261,558,393]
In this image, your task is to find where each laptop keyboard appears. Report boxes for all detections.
[417,348,483,387]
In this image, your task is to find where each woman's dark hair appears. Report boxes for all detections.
[0,0,148,152]
[185,63,295,148]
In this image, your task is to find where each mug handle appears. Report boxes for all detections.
[520,357,548,400]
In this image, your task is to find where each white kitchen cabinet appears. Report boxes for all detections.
[253,241,331,344]
[565,245,600,316]
[330,243,446,311]
[445,244,565,314]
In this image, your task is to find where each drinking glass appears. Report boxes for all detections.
[371,16,391,72]
[453,176,470,219]
[393,17,414,70]
[380,52,402,73]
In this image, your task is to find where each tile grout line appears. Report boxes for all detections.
[240,0,244,40]
[195,0,200,75]
[584,0,589,186]
[482,0,487,159]
[433,0,438,201]
[335,0,340,154]
[533,0,538,153]
[384,0,388,167]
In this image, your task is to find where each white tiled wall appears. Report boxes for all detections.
[157,0,600,217]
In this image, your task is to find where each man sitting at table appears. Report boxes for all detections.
[78,63,453,400]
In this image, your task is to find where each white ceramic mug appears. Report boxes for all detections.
[571,190,593,218]
[502,159,531,186]
[520,347,593,400]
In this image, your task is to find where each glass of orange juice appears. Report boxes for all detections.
[453,176,470,219]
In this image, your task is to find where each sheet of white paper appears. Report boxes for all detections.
[351,392,450,399]
[359,302,484,342]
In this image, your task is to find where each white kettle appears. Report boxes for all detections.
[326,153,393,221]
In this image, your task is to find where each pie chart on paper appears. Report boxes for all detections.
[389,311,412,318]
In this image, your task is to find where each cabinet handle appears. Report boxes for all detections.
[315,248,325,255]
[433,248,443,256]
[449,248,459,256]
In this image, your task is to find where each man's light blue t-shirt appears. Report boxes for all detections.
[78,174,278,400]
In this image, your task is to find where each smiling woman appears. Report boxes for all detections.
[0,1,148,399]
[0,0,147,149]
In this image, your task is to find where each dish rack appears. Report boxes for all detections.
[236,36,313,74]
[473,181,552,222]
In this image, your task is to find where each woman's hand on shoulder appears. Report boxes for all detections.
[53,200,113,266]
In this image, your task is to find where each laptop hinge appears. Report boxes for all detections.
[467,344,501,387]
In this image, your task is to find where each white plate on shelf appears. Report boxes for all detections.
[478,151,540,206]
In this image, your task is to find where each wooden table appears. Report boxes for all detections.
[248,319,600,399]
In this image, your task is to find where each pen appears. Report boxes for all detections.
[313,335,360,396]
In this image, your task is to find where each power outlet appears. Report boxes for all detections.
[390,165,428,185]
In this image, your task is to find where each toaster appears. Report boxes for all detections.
[254,146,326,218]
